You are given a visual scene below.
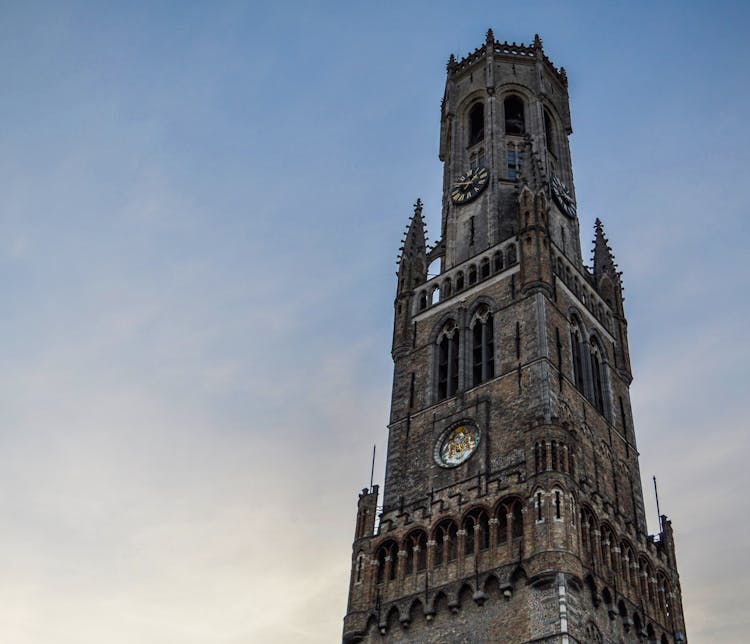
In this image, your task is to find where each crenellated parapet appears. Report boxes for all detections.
[447,32,567,89]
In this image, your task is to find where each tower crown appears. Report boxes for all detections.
[437,32,580,275]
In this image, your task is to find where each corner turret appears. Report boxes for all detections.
[592,218,632,379]
[392,199,427,357]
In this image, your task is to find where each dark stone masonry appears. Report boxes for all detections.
[342,31,688,644]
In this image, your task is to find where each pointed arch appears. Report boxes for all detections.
[504,95,525,135]
[462,506,490,554]
[408,598,424,624]
[468,102,485,146]
[544,107,557,158]
[589,335,606,413]
[432,518,458,566]
[375,539,399,584]
[570,314,585,393]
[403,529,428,575]
[434,318,460,401]
[470,303,495,387]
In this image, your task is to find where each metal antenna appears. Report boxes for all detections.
[370,444,376,492]
[653,475,662,533]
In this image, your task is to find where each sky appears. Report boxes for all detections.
[0,1,748,642]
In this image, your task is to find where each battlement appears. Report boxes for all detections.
[448,32,567,88]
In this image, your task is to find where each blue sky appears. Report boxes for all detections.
[0,1,748,642]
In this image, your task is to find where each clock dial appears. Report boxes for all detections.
[551,174,577,219]
[435,422,481,468]
[451,166,489,205]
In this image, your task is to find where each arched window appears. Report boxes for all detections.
[471,305,495,387]
[534,441,544,473]
[511,500,524,538]
[493,251,504,273]
[442,277,452,299]
[456,271,464,291]
[621,542,635,588]
[437,321,459,400]
[463,508,489,554]
[468,102,484,146]
[504,95,525,135]
[496,498,524,544]
[404,530,427,575]
[480,257,490,279]
[419,291,428,311]
[376,540,399,584]
[657,572,672,620]
[544,108,556,158]
[506,243,517,265]
[355,552,364,582]
[580,507,597,564]
[590,338,605,413]
[600,526,613,569]
[570,318,585,393]
[433,519,457,566]
[468,264,477,285]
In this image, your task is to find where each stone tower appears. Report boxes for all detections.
[342,31,688,644]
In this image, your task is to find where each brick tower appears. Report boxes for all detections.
[342,31,688,644]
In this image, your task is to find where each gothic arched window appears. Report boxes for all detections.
[376,540,399,584]
[468,102,485,146]
[534,441,544,473]
[404,530,427,575]
[504,95,525,135]
[433,519,457,566]
[463,508,489,554]
[544,108,556,158]
[471,305,495,387]
[570,318,585,393]
[480,257,490,279]
[590,338,605,413]
[437,321,459,400]
[493,251,503,273]
[511,500,524,539]
[496,498,524,545]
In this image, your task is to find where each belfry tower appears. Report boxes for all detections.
[342,31,688,644]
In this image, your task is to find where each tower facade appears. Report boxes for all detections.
[343,32,687,644]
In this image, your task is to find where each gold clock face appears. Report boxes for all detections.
[451,167,489,204]
[436,422,481,468]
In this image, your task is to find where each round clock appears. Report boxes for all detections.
[551,174,577,219]
[451,166,489,205]
[435,421,481,468]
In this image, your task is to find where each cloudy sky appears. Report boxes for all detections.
[0,1,748,642]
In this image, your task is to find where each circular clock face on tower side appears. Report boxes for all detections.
[451,167,489,205]
[435,422,481,468]
[551,174,577,219]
